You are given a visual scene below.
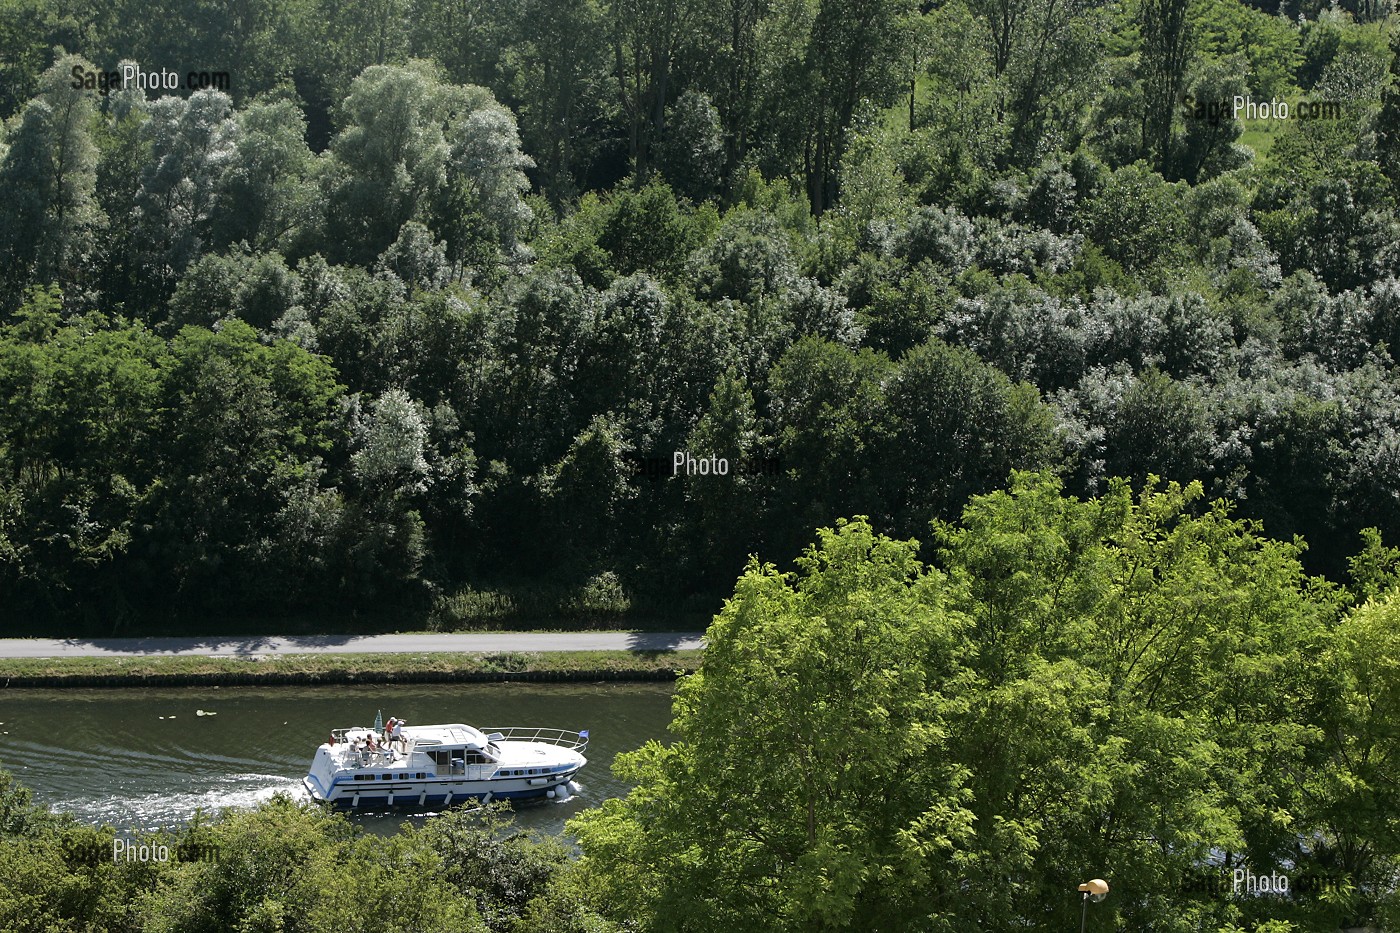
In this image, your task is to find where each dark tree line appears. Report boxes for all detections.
[0,2,1399,632]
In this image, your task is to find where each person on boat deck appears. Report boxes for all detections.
[384,717,397,745]
[391,719,405,751]
[328,732,336,746]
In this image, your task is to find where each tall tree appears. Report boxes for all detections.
[129,87,241,305]
[964,0,1107,164]
[325,63,532,274]
[503,0,616,199]
[1372,30,1400,196]
[801,0,913,212]
[1138,0,1194,168]
[209,96,320,255]
[0,53,105,310]
[607,0,699,179]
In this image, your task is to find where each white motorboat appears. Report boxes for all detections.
[303,718,588,810]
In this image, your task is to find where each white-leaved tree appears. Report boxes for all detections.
[351,388,433,495]
[0,52,105,310]
[326,62,533,278]
[131,81,240,299]
[211,97,320,254]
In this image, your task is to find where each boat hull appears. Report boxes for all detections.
[303,770,583,810]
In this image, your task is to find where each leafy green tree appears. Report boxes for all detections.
[800,0,914,212]
[882,337,1059,529]
[1080,161,1189,276]
[1376,30,1400,196]
[324,61,457,264]
[419,803,573,931]
[691,0,768,176]
[326,62,533,274]
[0,293,169,625]
[167,249,303,331]
[146,320,347,611]
[933,473,1340,931]
[140,795,486,932]
[352,387,433,495]
[406,0,507,88]
[576,473,1357,930]
[963,0,1108,165]
[607,0,701,179]
[1190,0,1300,98]
[1296,589,1400,929]
[765,337,893,557]
[1172,56,1251,183]
[538,413,636,572]
[1349,527,1400,604]
[571,518,977,932]
[595,179,706,282]
[656,89,725,200]
[679,370,769,587]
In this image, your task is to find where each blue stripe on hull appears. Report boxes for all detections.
[329,788,557,810]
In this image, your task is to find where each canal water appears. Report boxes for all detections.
[0,682,674,837]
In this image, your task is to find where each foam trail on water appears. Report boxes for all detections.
[53,773,308,832]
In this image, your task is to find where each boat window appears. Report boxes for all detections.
[354,774,375,781]
[381,774,393,780]
[430,749,466,768]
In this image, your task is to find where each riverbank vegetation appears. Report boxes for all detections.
[3,477,1397,931]
[0,777,587,932]
[0,649,700,687]
[1,0,1399,634]
[567,474,1400,932]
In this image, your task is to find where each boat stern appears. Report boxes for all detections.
[303,744,339,802]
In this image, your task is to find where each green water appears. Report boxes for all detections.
[0,682,674,836]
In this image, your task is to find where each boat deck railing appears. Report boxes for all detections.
[328,725,589,755]
[484,726,589,751]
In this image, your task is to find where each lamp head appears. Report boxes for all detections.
[1078,879,1109,902]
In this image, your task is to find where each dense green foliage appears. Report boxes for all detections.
[0,776,610,932]
[1,0,1398,635]
[570,474,1400,931]
[6,476,1394,931]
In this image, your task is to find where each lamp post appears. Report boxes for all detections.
[1078,879,1109,933]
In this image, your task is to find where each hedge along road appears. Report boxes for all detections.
[0,632,707,658]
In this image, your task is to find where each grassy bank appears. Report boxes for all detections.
[0,650,702,689]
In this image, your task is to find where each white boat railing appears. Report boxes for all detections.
[483,726,589,751]
[328,725,589,754]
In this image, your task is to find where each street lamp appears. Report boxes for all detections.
[1078,878,1109,933]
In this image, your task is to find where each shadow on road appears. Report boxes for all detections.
[57,633,366,656]
[623,632,705,652]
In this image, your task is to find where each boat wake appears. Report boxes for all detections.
[53,772,309,832]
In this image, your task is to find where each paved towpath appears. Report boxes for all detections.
[0,632,705,658]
